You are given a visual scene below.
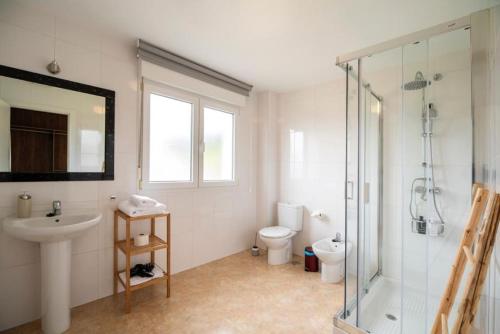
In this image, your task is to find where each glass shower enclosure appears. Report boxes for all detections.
[336,13,483,334]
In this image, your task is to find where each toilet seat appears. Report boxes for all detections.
[259,226,292,239]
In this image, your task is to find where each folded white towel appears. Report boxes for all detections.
[118,200,167,217]
[130,194,157,208]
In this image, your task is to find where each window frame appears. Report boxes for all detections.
[142,80,199,189]
[199,98,238,187]
[142,80,238,189]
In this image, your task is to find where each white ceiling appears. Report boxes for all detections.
[9,0,500,92]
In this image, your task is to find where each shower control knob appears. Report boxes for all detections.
[430,187,441,195]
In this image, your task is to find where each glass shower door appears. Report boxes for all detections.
[401,27,471,334]
[341,26,471,334]
[401,38,431,334]
[425,27,472,331]
[343,58,384,330]
[362,86,382,283]
[344,60,360,326]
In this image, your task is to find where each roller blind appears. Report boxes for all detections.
[137,39,253,96]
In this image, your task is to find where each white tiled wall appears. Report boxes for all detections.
[276,80,346,256]
[255,81,346,256]
[0,3,257,330]
[256,91,279,246]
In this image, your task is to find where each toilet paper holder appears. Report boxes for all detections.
[311,210,326,219]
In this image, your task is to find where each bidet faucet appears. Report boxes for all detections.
[47,200,62,217]
[333,232,342,243]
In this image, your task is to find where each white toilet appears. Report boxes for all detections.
[312,237,352,283]
[259,203,303,265]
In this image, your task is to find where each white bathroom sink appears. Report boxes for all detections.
[3,212,102,334]
[3,213,102,243]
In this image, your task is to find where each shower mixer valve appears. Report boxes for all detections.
[429,187,441,195]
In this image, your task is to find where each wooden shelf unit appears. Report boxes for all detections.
[113,210,171,313]
[116,235,167,255]
[116,269,168,292]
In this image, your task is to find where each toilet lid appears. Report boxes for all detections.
[259,226,292,238]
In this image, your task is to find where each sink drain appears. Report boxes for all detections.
[385,313,397,321]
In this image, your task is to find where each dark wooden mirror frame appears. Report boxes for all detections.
[0,64,115,182]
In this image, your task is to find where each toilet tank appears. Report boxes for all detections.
[278,203,303,231]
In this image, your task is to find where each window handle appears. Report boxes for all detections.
[199,142,205,153]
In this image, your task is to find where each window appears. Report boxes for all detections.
[149,94,193,182]
[142,81,237,188]
[201,103,235,183]
[80,129,103,171]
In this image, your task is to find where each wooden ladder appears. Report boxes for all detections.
[432,185,500,334]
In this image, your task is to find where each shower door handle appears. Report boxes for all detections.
[346,181,354,200]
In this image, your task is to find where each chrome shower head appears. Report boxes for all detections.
[404,71,427,90]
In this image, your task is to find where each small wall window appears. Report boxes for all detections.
[142,81,237,188]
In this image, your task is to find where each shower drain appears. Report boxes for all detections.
[385,313,397,321]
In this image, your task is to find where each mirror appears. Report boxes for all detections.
[0,65,114,181]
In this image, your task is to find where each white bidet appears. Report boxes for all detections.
[312,238,352,283]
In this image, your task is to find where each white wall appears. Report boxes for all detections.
[255,91,279,246]
[276,80,346,256]
[0,4,257,331]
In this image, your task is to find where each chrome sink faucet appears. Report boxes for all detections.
[47,200,62,217]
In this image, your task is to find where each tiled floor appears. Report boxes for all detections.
[5,251,343,334]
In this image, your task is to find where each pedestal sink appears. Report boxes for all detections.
[3,213,102,334]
